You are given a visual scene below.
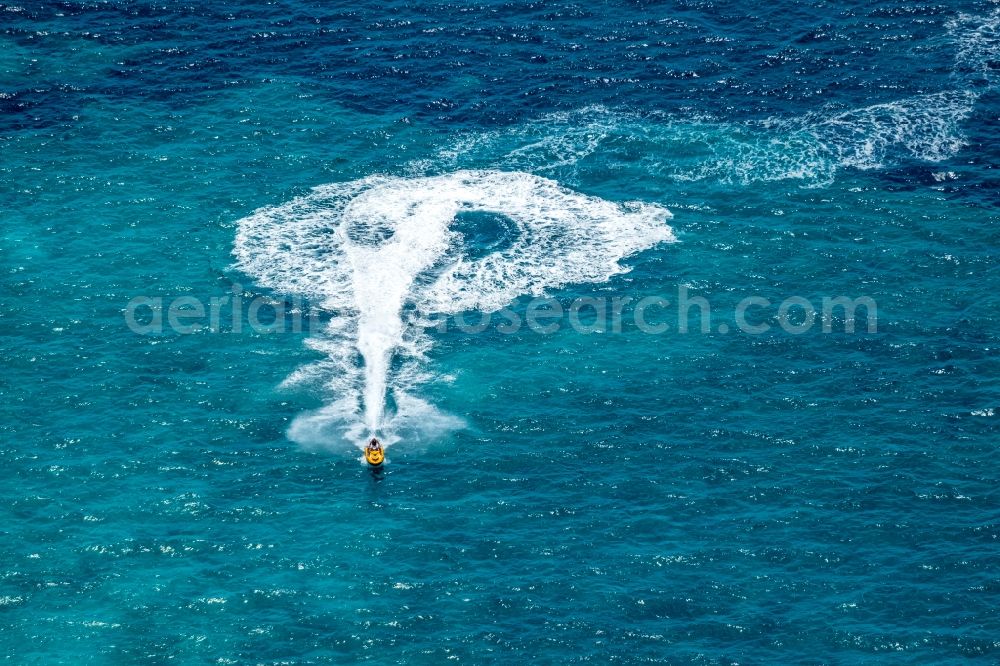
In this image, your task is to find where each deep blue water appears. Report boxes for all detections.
[2,0,1000,662]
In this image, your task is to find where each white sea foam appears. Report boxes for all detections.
[234,170,674,450]
[431,9,1000,187]
[433,87,978,188]
[948,8,1000,87]
[237,9,997,452]
[811,91,978,168]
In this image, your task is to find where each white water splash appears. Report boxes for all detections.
[234,170,674,450]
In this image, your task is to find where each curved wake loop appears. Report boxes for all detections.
[234,170,674,452]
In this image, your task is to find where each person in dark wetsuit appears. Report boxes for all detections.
[365,438,384,466]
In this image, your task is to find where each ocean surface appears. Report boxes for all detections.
[2,0,1000,662]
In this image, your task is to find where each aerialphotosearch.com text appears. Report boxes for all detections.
[124,285,877,337]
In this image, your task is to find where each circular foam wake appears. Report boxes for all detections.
[233,170,674,447]
[235,170,674,311]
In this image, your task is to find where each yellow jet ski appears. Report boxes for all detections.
[364,438,384,467]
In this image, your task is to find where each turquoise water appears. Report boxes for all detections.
[2,1,1000,662]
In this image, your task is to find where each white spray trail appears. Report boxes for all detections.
[234,170,674,450]
[341,188,457,431]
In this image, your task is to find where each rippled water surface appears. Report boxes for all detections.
[2,0,999,662]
